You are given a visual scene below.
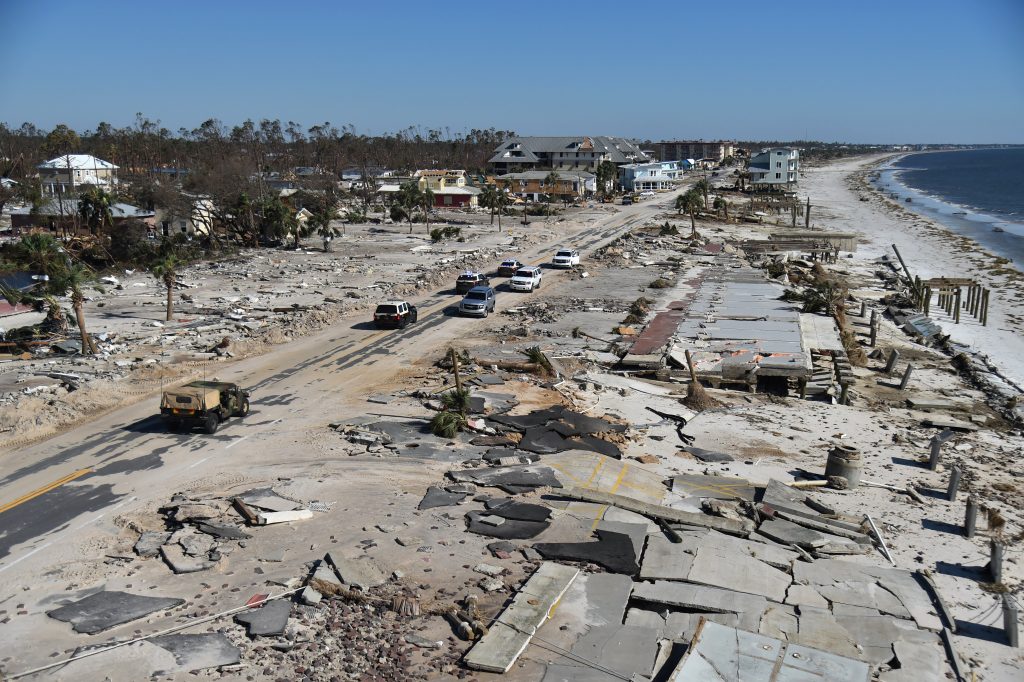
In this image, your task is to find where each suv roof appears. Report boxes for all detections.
[466,285,493,294]
[457,271,483,278]
[514,265,541,273]
[378,300,406,307]
[181,380,237,390]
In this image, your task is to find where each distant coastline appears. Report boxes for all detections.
[870,148,1024,269]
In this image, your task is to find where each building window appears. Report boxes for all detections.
[776,162,781,168]
[776,173,781,179]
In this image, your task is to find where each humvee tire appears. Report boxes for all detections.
[204,413,219,434]
[239,399,250,418]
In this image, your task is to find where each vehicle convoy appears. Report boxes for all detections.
[509,266,543,292]
[161,381,250,434]
[455,271,490,294]
[373,301,418,328]
[497,259,524,277]
[551,248,581,268]
[459,286,496,317]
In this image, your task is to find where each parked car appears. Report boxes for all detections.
[551,248,581,268]
[509,266,543,292]
[639,190,656,198]
[621,196,633,205]
[497,258,524,277]
[459,286,496,317]
[161,381,250,434]
[456,271,490,294]
[373,301,418,329]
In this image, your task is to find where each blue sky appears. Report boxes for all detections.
[1,0,1022,143]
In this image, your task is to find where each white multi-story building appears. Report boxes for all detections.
[37,154,118,195]
[488,136,647,174]
[748,148,799,189]
[618,161,689,192]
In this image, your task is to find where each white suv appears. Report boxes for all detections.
[551,248,580,268]
[509,266,543,292]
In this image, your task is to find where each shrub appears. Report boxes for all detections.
[430,411,466,438]
[649,278,673,289]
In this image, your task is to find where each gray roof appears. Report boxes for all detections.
[496,170,596,181]
[11,198,154,219]
[489,136,648,165]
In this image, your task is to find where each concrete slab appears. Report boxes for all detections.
[596,520,648,559]
[326,552,387,589]
[150,632,241,671]
[47,590,185,634]
[669,619,870,681]
[236,487,299,512]
[639,533,698,581]
[681,446,734,463]
[792,605,862,658]
[701,529,799,570]
[630,581,767,633]
[234,598,291,637]
[582,572,634,626]
[758,603,799,640]
[686,543,791,602]
[757,517,830,549]
[544,624,661,682]
[672,474,756,501]
[464,562,579,673]
[879,641,944,682]
[784,584,829,609]
[195,521,251,540]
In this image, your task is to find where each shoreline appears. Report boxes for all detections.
[869,150,1024,269]
[801,153,1024,389]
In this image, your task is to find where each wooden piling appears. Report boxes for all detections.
[991,540,1004,583]
[923,286,931,316]
[805,196,811,229]
[981,289,990,326]
[898,364,914,390]
[885,349,900,375]
[860,300,867,318]
[954,287,961,324]
[946,466,961,502]
[964,496,977,538]
[1005,594,1019,648]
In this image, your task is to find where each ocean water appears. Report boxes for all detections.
[873,148,1024,267]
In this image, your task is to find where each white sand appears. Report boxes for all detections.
[800,154,1024,389]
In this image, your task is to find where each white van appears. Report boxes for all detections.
[509,266,543,292]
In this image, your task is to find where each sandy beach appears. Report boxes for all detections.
[801,154,1024,390]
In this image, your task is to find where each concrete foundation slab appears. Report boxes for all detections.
[150,632,241,671]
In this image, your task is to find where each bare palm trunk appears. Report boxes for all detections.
[497,208,501,232]
[165,282,174,321]
[689,209,697,238]
[73,297,97,354]
[490,207,495,225]
[723,203,729,222]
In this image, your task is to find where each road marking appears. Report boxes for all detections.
[110,496,138,511]
[0,468,92,515]
[0,542,52,573]
[224,435,248,450]
[74,513,105,530]
[188,456,210,468]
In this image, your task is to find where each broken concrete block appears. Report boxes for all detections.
[630,581,767,634]
[686,543,791,602]
[473,563,504,577]
[418,485,468,509]
[300,586,322,606]
[405,634,443,649]
[160,544,215,574]
[325,553,386,589]
[173,503,221,522]
[395,535,423,547]
[639,533,697,581]
[479,577,504,592]
[133,531,171,557]
[234,599,290,637]
[196,522,251,540]
[257,509,313,525]
[535,530,638,575]
[785,584,829,609]
[47,590,185,634]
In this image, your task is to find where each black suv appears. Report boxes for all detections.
[455,271,490,294]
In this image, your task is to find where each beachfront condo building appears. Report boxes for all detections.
[651,141,736,165]
[749,148,799,190]
[488,136,648,174]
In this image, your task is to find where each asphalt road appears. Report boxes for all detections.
[0,192,683,579]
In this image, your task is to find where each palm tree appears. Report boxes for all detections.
[51,263,99,354]
[543,171,560,218]
[480,185,499,226]
[150,254,182,322]
[397,182,420,233]
[713,196,729,221]
[13,232,65,277]
[678,189,704,237]
[420,186,435,233]
[494,189,508,232]
[694,178,711,210]
[78,187,114,235]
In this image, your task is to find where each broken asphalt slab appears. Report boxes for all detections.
[150,632,241,671]
[418,485,469,510]
[448,465,563,494]
[534,529,639,574]
[47,590,185,634]
[465,511,550,539]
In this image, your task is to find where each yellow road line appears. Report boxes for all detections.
[582,458,605,488]
[0,468,92,515]
[590,463,630,531]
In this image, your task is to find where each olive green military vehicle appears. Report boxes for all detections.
[160,380,250,434]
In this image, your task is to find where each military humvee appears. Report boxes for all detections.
[161,380,250,434]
